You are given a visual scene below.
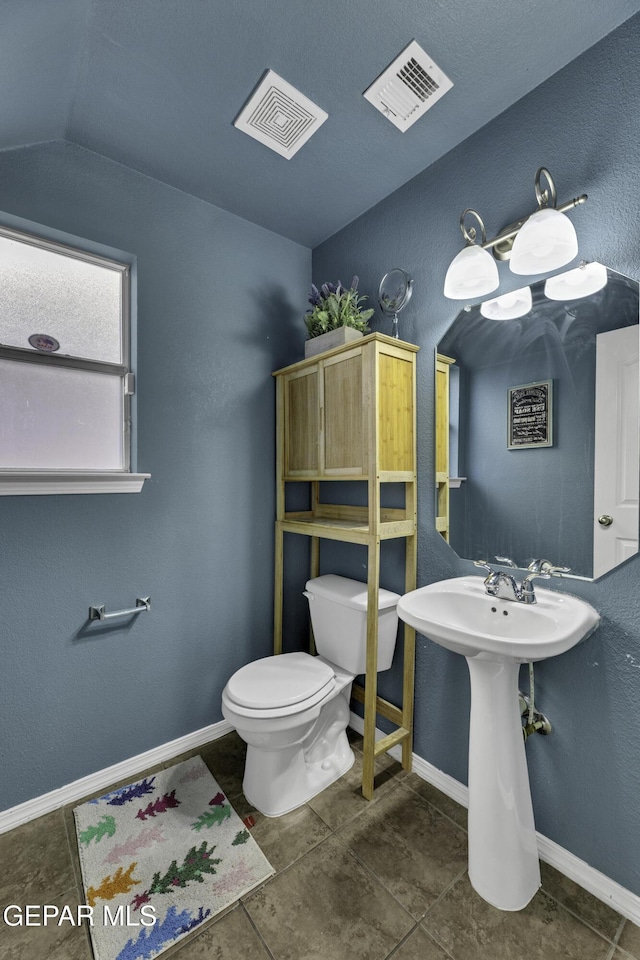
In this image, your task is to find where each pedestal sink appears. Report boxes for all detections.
[397,575,599,911]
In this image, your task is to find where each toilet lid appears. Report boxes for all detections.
[226,652,335,710]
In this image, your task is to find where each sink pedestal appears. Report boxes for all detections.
[466,655,540,910]
[396,575,600,911]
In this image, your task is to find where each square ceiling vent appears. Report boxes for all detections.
[363,40,453,132]
[234,69,328,159]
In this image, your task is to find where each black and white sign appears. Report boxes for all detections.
[508,380,553,449]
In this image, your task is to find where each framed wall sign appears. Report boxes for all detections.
[507,379,553,449]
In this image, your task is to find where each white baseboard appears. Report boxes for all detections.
[349,712,640,925]
[0,718,234,836]
[535,833,640,927]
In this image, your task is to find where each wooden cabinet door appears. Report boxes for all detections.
[378,351,414,473]
[283,365,320,476]
[322,348,365,475]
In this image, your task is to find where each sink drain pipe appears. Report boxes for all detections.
[521,663,552,740]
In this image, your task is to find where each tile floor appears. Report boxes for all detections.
[1,730,639,960]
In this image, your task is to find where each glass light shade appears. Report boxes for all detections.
[480,285,532,320]
[443,244,499,300]
[544,261,608,301]
[509,207,578,276]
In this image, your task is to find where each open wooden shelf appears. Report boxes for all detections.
[280,509,415,543]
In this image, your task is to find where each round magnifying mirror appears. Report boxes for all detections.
[378,269,413,339]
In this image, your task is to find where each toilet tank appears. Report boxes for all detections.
[304,574,400,674]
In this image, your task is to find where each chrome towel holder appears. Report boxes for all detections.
[89,597,151,622]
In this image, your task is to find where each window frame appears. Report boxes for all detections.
[0,222,149,495]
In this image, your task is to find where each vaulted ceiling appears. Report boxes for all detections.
[3,0,640,246]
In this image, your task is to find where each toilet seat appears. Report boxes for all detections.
[223,652,336,719]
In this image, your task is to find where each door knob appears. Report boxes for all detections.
[598,514,614,527]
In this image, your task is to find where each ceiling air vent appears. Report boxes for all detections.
[363,40,453,132]
[234,69,328,159]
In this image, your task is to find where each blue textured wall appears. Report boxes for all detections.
[0,140,310,811]
[313,14,640,895]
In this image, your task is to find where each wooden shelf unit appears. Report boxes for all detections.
[273,332,418,800]
[435,353,455,542]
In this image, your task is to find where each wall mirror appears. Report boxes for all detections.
[436,263,639,580]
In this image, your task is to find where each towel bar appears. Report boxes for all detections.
[89,597,151,621]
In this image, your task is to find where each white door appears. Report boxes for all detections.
[593,325,639,578]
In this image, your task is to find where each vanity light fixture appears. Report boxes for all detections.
[480,286,532,321]
[544,261,608,301]
[443,168,587,300]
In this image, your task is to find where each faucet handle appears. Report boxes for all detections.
[527,559,571,575]
[474,559,494,574]
[522,571,551,586]
[520,570,551,603]
[495,555,518,568]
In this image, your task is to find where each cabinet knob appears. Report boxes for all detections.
[598,514,614,527]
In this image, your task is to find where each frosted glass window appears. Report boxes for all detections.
[0,233,123,364]
[0,224,133,484]
[0,360,123,470]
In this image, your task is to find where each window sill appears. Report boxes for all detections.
[0,472,151,495]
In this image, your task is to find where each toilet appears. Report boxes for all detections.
[221,574,400,817]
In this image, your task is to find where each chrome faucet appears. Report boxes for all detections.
[473,560,551,604]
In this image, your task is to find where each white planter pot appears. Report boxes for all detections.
[304,326,364,359]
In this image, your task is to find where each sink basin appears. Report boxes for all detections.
[397,575,600,661]
[397,575,599,912]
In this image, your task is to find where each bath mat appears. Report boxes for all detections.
[73,755,274,960]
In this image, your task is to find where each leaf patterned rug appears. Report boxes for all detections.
[73,755,274,960]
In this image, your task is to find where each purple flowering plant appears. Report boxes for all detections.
[305,276,374,338]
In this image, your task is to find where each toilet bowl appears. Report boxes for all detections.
[221,575,400,817]
[222,651,354,816]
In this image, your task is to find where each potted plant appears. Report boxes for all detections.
[304,276,374,358]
